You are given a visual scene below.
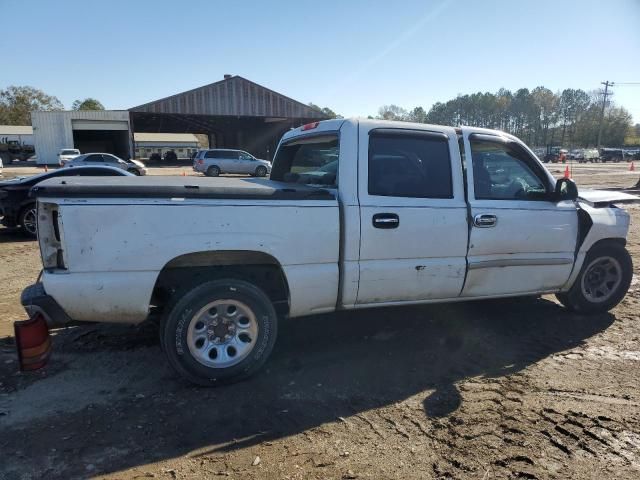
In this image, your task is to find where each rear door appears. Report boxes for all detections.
[356,124,469,305]
[461,129,578,297]
[223,151,241,173]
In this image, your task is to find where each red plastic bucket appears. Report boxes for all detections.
[14,313,51,371]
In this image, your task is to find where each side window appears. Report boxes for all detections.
[84,154,103,162]
[368,132,453,198]
[470,138,549,201]
[271,134,339,187]
[239,152,253,161]
[230,151,240,160]
[80,168,117,176]
[205,150,218,159]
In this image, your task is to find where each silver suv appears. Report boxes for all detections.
[193,149,271,177]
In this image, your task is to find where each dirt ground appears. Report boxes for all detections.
[1,162,639,480]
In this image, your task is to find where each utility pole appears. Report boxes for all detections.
[596,80,614,149]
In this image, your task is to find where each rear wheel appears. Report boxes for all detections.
[161,279,277,385]
[206,165,220,177]
[19,204,37,238]
[556,242,632,314]
[255,165,267,177]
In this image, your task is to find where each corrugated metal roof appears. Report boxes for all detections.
[134,133,199,143]
[0,125,33,135]
[129,75,327,120]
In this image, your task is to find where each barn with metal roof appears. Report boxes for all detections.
[129,74,328,160]
[30,75,328,164]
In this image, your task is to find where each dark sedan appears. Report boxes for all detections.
[0,165,133,237]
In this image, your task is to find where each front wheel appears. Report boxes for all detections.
[557,242,633,314]
[255,165,268,177]
[19,204,38,238]
[161,279,278,385]
[128,169,140,176]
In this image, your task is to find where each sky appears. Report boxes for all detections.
[3,0,640,122]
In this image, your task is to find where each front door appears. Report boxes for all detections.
[238,152,254,174]
[356,125,469,305]
[461,130,578,297]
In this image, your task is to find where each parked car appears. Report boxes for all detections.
[193,149,271,177]
[23,118,639,385]
[148,153,162,163]
[163,150,178,163]
[0,166,134,237]
[600,148,625,163]
[64,153,147,175]
[57,148,81,165]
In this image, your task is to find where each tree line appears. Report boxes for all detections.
[0,86,104,125]
[2,85,635,148]
[376,87,635,148]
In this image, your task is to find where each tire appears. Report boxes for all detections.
[206,165,220,177]
[556,242,633,314]
[18,204,38,238]
[255,166,267,177]
[161,279,278,386]
[128,169,141,176]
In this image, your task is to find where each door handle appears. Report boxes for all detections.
[373,213,399,229]
[474,214,497,228]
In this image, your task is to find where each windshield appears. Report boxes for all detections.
[270,134,339,187]
[61,150,79,155]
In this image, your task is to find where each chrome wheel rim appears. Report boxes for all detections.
[581,256,622,303]
[23,208,37,235]
[186,299,259,368]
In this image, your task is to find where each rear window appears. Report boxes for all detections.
[368,132,453,198]
[61,150,79,155]
[271,134,339,187]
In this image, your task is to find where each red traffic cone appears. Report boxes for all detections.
[44,164,48,172]
[181,170,186,176]
[563,165,570,178]
[631,162,635,172]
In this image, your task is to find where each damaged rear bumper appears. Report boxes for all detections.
[21,282,72,327]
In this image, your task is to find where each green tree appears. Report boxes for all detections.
[308,103,341,119]
[72,98,105,111]
[0,85,63,125]
[407,106,427,123]
[377,104,408,121]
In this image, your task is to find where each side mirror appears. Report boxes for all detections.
[554,178,578,201]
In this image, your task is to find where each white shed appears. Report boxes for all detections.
[31,110,133,165]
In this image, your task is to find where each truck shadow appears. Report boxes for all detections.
[0,296,614,478]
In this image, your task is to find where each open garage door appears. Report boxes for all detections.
[72,120,131,159]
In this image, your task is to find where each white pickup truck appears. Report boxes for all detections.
[23,119,638,385]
